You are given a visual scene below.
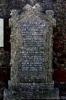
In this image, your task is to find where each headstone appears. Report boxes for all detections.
[4,3,59,100]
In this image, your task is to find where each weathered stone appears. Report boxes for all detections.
[4,3,59,100]
[10,5,55,85]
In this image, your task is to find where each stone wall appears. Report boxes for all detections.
[53,0,66,70]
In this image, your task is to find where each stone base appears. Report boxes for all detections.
[4,82,59,100]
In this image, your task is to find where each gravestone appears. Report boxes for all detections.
[4,3,59,99]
